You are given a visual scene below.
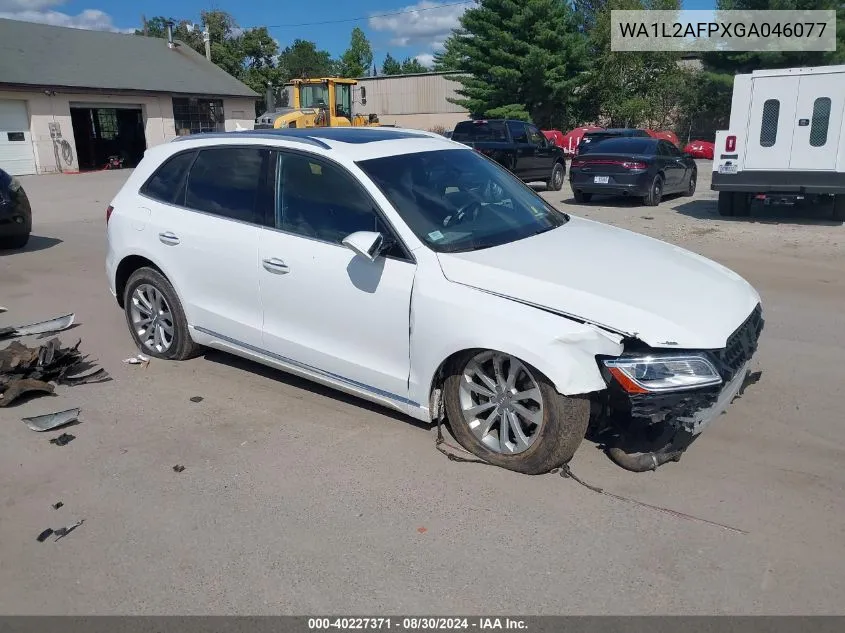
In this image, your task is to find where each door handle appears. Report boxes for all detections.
[158,231,180,245]
[262,257,290,274]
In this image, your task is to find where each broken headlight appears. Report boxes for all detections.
[603,355,722,393]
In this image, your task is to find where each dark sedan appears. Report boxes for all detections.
[0,168,31,249]
[568,137,697,206]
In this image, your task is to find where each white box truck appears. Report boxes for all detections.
[712,65,845,220]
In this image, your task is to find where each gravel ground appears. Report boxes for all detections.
[0,164,844,615]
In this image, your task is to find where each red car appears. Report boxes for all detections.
[683,140,715,160]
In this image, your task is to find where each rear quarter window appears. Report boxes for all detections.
[139,151,196,204]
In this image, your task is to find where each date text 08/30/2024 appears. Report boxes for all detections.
[307,618,528,630]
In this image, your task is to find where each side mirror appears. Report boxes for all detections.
[342,231,383,261]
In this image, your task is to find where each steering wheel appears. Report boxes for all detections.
[443,198,484,228]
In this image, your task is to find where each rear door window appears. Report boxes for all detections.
[140,151,196,205]
[184,147,268,224]
[507,121,528,143]
[810,97,831,147]
[760,99,780,147]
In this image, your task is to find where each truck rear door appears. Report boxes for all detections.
[787,73,843,171]
[744,75,800,170]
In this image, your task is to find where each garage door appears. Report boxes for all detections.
[0,100,37,176]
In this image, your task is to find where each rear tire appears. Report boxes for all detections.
[443,350,589,475]
[547,162,565,191]
[643,175,663,206]
[683,170,697,197]
[123,267,201,361]
[0,232,29,249]
[733,192,751,217]
[573,191,592,203]
[833,194,845,221]
[718,191,734,216]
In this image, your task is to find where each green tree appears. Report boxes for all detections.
[381,53,402,75]
[432,33,465,71]
[339,27,374,78]
[138,11,283,115]
[400,57,429,74]
[582,0,685,128]
[446,0,590,128]
[278,39,336,79]
[702,0,845,74]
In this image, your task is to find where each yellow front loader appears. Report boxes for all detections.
[255,78,380,130]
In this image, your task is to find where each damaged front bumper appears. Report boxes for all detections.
[596,303,764,442]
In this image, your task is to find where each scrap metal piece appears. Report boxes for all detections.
[58,368,110,386]
[54,519,83,541]
[22,407,80,432]
[0,379,55,407]
[0,306,7,313]
[52,502,64,510]
[172,465,186,473]
[36,528,54,542]
[0,313,75,341]
[49,433,75,446]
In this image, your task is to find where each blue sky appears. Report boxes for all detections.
[0,0,717,67]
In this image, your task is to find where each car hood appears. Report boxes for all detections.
[436,217,760,350]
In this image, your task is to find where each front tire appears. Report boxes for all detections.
[547,162,565,191]
[643,175,663,206]
[443,350,590,475]
[123,267,201,361]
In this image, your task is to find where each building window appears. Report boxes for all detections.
[810,97,831,147]
[172,97,225,135]
[760,99,780,147]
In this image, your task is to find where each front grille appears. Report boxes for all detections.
[709,303,764,382]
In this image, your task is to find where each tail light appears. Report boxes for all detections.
[106,205,114,223]
[572,159,647,170]
[726,135,736,152]
[621,161,647,170]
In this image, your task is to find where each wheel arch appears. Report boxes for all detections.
[421,337,615,420]
[114,254,184,310]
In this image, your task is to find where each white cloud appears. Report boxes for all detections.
[369,1,467,49]
[415,53,435,68]
[0,3,132,33]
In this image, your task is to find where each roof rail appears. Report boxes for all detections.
[171,130,331,149]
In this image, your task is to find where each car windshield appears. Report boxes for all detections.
[579,138,654,155]
[356,149,568,253]
[451,121,508,142]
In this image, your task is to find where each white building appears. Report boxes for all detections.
[355,71,469,131]
[0,18,257,175]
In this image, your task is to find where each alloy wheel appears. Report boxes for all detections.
[458,351,545,454]
[129,284,175,353]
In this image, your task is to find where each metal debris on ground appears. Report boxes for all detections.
[22,407,80,432]
[52,501,64,510]
[172,464,186,473]
[189,396,203,403]
[53,519,84,541]
[36,528,54,542]
[0,313,75,341]
[123,353,150,367]
[0,306,6,314]
[49,433,75,446]
[0,337,109,407]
